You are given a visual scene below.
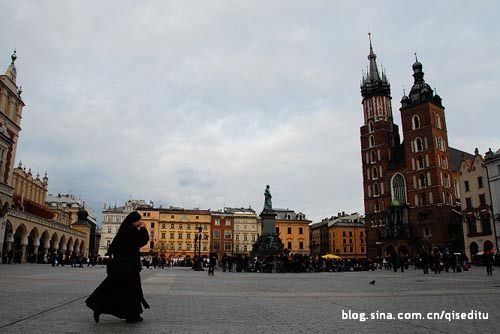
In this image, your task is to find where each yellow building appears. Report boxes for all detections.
[230,208,259,255]
[327,212,366,259]
[275,209,311,255]
[157,208,211,258]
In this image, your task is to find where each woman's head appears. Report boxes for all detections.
[122,211,142,228]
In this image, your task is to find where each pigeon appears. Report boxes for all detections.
[369,280,376,285]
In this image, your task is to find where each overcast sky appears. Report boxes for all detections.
[1,1,499,224]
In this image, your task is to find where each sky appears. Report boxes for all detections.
[1,1,499,225]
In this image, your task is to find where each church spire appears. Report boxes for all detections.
[367,33,381,82]
[361,33,390,98]
[5,50,18,83]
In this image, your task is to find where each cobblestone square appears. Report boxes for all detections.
[0,265,499,333]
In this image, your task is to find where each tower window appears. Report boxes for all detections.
[369,135,375,148]
[415,138,423,151]
[417,155,424,169]
[368,121,374,133]
[435,114,442,129]
[391,173,407,203]
[412,115,420,130]
[372,167,378,179]
[373,183,379,196]
[371,151,377,163]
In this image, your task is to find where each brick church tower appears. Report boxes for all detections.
[359,35,402,258]
[400,56,457,253]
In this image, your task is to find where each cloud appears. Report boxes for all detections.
[1,0,499,224]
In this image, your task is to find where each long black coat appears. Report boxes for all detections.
[86,223,149,319]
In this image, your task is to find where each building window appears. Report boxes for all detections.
[106,240,111,247]
[178,243,182,250]
[343,247,347,253]
[478,176,483,188]
[187,224,191,230]
[349,239,353,244]
[361,247,365,253]
[373,183,379,196]
[161,232,166,239]
[225,220,232,226]
[186,233,191,240]
[214,219,220,226]
[287,227,292,234]
[151,222,155,228]
[348,231,353,237]
[196,216,199,220]
[342,231,346,237]
[299,242,304,250]
[170,224,175,229]
[479,194,486,206]
[467,216,477,235]
[213,242,220,251]
[178,224,183,230]
[368,121,374,133]
[343,239,346,244]
[224,231,232,239]
[350,247,353,253]
[107,227,112,233]
[162,223,166,229]
[435,114,442,129]
[224,242,232,251]
[213,230,221,239]
[421,193,427,205]
[481,214,492,234]
[465,197,472,210]
[171,215,175,219]
[169,243,174,250]
[369,135,375,148]
[235,234,239,241]
[415,137,423,151]
[412,115,420,130]
[287,242,292,249]
[203,225,208,230]
[170,232,174,239]
[243,234,248,241]
[464,181,470,192]
[371,150,377,163]
[178,233,183,239]
[299,227,303,235]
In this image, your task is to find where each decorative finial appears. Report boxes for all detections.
[474,148,479,155]
[368,32,373,49]
[403,85,406,96]
[36,173,40,179]
[18,85,22,96]
[18,161,22,168]
[414,52,418,62]
[11,49,17,64]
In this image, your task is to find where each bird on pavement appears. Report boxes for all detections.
[369,280,376,285]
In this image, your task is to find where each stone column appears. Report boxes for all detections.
[21,243,27,263]
[33,245,39,263]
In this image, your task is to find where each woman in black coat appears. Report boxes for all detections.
[86,211,149,323]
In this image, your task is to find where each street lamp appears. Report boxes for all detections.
[193,225,204,271]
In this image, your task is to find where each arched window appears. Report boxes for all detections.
[367,100,373,117]
[415,137,423,151]
[467,216,477,234]
[435,114,442,129]
[391,173,407,203]
[369,135,375,147]
[368,121,374,133]
[421,193,427,205]
[412,115,420,129]
[417,155,424,169]
[419,174,427,188]
[372,167,378,179]
[371,150,377,163]
[481,213,492,234]
[373,183,379,196]
[374,201,380,212]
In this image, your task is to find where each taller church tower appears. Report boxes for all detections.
[359,35,402,258]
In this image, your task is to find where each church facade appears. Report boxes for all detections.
[360,36,470,259]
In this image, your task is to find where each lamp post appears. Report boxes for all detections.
[193,226,204,271]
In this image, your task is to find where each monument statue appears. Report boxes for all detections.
[264,185,272,211]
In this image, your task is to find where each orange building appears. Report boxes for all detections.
[327,212,366,259]
[137,207,160,255]
[274,209,311,255]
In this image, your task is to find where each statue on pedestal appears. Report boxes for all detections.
[264,185,272,211]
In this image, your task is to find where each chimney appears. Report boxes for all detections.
[342,211,345,216]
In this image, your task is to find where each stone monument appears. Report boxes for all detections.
[252,185,285,261]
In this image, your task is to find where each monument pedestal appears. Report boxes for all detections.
[252,210,285,269]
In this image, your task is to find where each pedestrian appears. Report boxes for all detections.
[484,251,494,276]
[208,253,216,276]
[85,211,150,323]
